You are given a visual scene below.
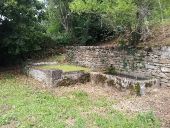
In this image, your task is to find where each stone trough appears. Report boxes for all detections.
[25,62,159,96]
[26,62,90,87]
[90,72,159,96]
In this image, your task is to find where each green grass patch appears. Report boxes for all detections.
[94,111,159,128]
[0,73,160,128]
[36,64,90,72]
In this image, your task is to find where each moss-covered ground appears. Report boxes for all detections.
[36,64,90,72]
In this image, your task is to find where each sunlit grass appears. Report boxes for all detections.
[0,73,160,128]
[36,64,90,72]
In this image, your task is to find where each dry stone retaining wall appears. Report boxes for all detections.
[66,46,146,71]
[66,46,170,87]
[145,47,170,87]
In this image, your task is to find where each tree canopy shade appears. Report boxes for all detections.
[46,0,72,43]
[46,0,170,46]
[70,0,137,28]
[0,0,170,65]
[0,0,48,64]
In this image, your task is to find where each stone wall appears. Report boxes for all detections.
[66,46,146,71]
[145,47,170,87]
[66,46,170,87]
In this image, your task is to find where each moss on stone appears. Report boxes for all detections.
[129,83,141,96]
[93,74,107,86]
[36,64,90,72]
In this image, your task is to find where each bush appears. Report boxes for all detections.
[72,13,115,45]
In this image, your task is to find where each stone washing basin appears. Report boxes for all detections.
[26,62,90,87]
[90,72,159,96]
[25,62,159,96]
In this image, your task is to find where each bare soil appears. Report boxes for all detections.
[20,73,170,128]
[1,70,170,128]
[98,21,170,48]
[0,121,18,128]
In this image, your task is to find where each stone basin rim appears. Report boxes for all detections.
[91,72,156,81]
[27,64,88,74]
[29,66,87,74]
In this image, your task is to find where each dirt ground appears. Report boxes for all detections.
[20,73,170,128]
[54,84,170,128]
[1,70,169,128]
[112,87,170,128]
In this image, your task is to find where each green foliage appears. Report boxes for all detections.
[47,0,117,45]
[0,0,49,64]
[70,0,136,27]
[46,0,73,44]
[72,13,115,45]
[46,0,170,46]
[1,0,170,63]
[69,0,170,44]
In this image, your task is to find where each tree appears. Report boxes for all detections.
[70,0,170,44]
[70,0,137,44]
[0,0,46,64]
[46,0,170,46]
[70,0,136,27]
[46,0,73,44]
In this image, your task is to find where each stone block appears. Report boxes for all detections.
[159,59,170,64]
[161,82,170,87]
[145,64,158,70]
[90,72,158,96]
[27,64,90,87]
[161,67,170,73]
[28,68,63,87]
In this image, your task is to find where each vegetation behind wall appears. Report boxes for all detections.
[0,0,170,65]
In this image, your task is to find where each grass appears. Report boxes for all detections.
[36,64,90,72]
[0,73,160,128]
